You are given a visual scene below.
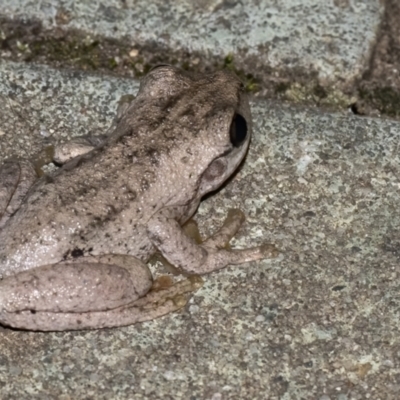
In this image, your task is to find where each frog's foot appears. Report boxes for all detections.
[202,208,279,268]
[148,208,280,275]
[0,160,37,228]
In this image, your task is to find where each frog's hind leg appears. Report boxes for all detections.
[0,160,37,228]
[0,276,202,331]
[0,254,203,331]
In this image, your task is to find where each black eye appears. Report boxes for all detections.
[230,113,248,147]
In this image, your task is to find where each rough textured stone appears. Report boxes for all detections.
[1,61,399,399]
[0,0,384,86]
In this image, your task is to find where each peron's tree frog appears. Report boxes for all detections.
[0,66,278,331]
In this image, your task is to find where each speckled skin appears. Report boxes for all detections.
[0,66,277,331]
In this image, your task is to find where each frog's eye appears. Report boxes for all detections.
[230,113,248,147]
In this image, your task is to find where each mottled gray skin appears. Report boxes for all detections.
[0,66,277,331]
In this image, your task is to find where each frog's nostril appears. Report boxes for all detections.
[229,113,247,147]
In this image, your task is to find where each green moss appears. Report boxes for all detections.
[223,53,234,68]
[222,54,260,92]
[29,37,106,70]
[312,84,327,100]
[9,17,400,119]
[358,86,400,117]
[277,81,355,109]
[108,58,118,69]
[0,18,150,76]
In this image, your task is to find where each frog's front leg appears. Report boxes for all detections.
[148,208,279,275]
[52,134,108,164]
[0,254,201,331]
[0,134,105,226]
[0,160,37,228]
[52,94,135,164]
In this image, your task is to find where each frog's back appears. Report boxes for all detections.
[0,65,250,278]
[0,144,161,277]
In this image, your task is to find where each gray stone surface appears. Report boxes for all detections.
[1,61,400,399]
[0,60,140,159]
[1,0,384,86]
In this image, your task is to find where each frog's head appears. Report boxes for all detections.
[195,77,252,198]
[130,65,253,203]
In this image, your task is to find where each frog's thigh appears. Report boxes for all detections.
[0,160,37,227]
[0,277,201,331]
[0,254,152,314]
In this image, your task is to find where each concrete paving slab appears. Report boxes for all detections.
[354,0,400,119]
[0,60,140,159]
[1,61,400,399]
[1,0,384,87]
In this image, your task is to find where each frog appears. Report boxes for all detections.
[0,65,278,331]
